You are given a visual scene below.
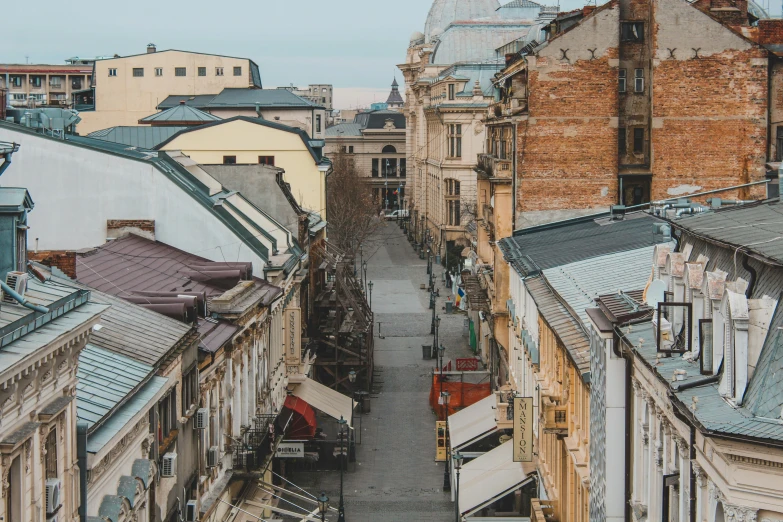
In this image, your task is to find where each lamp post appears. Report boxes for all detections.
[337,417,348,522]
[359,248,364,289]
[362,261,368,296]
[317,492,329,522]
[453,452,464,522]
[435,317,442,358]
[368,281,373,309]
[438,342,445,405]
[442,390,451,490]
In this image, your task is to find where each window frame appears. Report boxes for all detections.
[619,127,627,156]
[621,22,645,43]
[132,68,144,78]
[198,67,206,77]
[155,68,163,77]
[216,67,224,76]
[633,128,645,155]
[448,124,463,158]
[223,156,237,165]
[45,427,58,479]
[175,67,187,77]
[258,156,275,166]
[108,68,117,77]
[448,84,455,100]
[233,66,242,76]
[634,69,644,93]
[619,69,627,93]
[316,115,322,133]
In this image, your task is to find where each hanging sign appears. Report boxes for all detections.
[283,307,302,366]
[276,442,304,458]
[513,397,533,462]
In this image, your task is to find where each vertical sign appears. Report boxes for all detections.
[435,421,448,462]
[284,308,302,368]
[513,397,533,462]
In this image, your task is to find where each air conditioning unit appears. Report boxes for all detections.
[185,499,198,522]
[195,407,208,430]
[45,478,62,515]
[161,452,177,477]
[3,272,29,304]
[207,446,219,468]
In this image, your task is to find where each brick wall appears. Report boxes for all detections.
[652,48,768,201]
[106,219,156,241]
[758,19,783,46]
[521,53,619,213]
[28,251,76,279]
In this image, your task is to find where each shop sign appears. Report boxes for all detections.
[513,397,533,462]
[276,442,305,458]
[284,307,302,366]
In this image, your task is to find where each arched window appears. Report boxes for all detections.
[382,145,397,153]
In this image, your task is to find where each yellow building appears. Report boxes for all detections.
[156,117,330,219]
[79,46,261,133]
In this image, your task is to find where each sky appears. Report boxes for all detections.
[6,0,780,109]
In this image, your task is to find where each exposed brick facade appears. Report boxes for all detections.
[28,251,77,279]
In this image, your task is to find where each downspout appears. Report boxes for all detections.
[0,154,12,178]
[77,421,88,522]
[0,278,49,313]
[613,329,633,522]
[741,254,757,298]
[689,424,696,522]
[512,121,517,231]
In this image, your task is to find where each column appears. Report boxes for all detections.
[675,436,690,522]
[723,503,758,522]
[692,463,706,522]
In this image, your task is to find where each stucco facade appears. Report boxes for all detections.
[79,48,261,134]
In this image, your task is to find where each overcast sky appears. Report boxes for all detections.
[8,0,774,108]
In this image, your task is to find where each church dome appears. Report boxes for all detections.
[424,0,501,42]
[410,31,425,46]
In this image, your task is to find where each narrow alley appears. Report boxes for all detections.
[286,221,475,521]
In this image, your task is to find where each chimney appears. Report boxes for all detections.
[147,43,157,54]
[27,251,77,279]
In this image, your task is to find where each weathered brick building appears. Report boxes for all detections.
[489,0,779,228]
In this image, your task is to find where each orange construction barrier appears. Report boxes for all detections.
[429,373,491,420]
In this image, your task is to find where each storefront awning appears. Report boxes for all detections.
[280,396,317,439]
[459,441,536,518]
[290,378,355,427]
[448,394,497,450]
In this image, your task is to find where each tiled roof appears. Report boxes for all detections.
[206,88,321,109]
[499,212,666,277]
[671,201,783,266]
[87,126,188,149]
[139,104,220,124]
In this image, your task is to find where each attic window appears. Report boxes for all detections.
[621,22,645,43]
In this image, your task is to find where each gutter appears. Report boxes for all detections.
[0,279,49,313]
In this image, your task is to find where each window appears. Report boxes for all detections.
[316,115,322,133]
[259,156,275,166]
[11,76,22,87]
[175,67,186,77]
[216,67,224,76]
[158,391,177,444]
[71,78,82,89]
[155,68,163,77]
[223,156,237,165]
[619,127,627,155]
[198,67,206,77]
[29,93,45,102]
[45,428,58,479]
[448,200,461,226]
[108,68,117,77]
[348,146,354,153]
[6,456,20,522]
[50,77,62,88]
[11,94,26,101]
[322,97,326,103]
[621,22,644,42]
[400,158,407,177]
[634,69,644,93]
[233,66,242,76]
[182,366,198,413]
[372,159,379,177]
[448,124,462,158]
[322,87,327,93]
[633,128,645,154]
[384,158,398,177]
[448,83,455,100]
[619,69,627,93]
[382,145,397,154]
[776,127,783,162]
[30,76,42,88]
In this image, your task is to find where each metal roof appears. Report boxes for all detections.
[431,21,540,64]
[424,0,501,42]
[0,187,33,212]
[77,344,155,428]
[157,94,217,110]
[326,123,363,137]
[206,88,321,109]
[499,212,666,277]
[671,201,783,266]
[139,104,220,124]
[87,126,188,149]
[197,318,239,353]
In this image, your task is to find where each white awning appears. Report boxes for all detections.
[290,378,355,427]
[448,394,497,450]
[458,441,536,518]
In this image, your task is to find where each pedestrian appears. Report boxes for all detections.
[446,271,452,289]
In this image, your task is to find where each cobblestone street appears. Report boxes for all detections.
[285,221,475,521]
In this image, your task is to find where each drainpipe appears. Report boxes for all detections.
[741,254,757,298]
[77,421,88,522]
[613,329,633,522]
[255,103,262,119]
[512,121,517,231]
[689,424,696,522]
[0,279,49,313]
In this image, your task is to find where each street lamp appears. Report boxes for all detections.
[318,492,329,522]
[453,452,464,522]
[442,390,452,490]
[337,417,348,522]
[362,261,368,296]
[368,281,373,309]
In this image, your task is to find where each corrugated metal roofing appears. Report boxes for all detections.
[86,374,168,454]
[87,126,188,149]
[500,212,666,277]
[139,104,220,123]
[207,88,321,109]
[326,123,362,137]
[432,22,540,65]
[673,201,783,265]
[197,318,238,353]
[77,344,154,428]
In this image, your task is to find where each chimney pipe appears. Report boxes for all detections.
[147,43,157,54]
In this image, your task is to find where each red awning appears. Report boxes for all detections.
[281,396,317,439]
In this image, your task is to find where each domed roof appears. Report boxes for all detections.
[410,30,425,45]
[424,0,501,42]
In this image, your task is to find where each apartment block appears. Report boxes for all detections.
[0,64,92,108]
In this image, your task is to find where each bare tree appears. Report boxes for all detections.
[327,148,381,258]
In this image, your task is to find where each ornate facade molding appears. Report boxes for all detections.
[723,503,757,522]
[87,414,150,487]
[726,454,783,469]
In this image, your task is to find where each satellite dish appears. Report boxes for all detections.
[646,279,667,309]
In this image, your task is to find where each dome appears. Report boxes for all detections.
[424,0,501,42]
[410,31,425,46]
[430,21,536,64]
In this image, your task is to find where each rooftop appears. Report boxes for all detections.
[139,104,221,125]
[157,94,217,110]
[206,88,322,109]
[87,126,188,149]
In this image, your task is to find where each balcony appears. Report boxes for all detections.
[477,153,512,179]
